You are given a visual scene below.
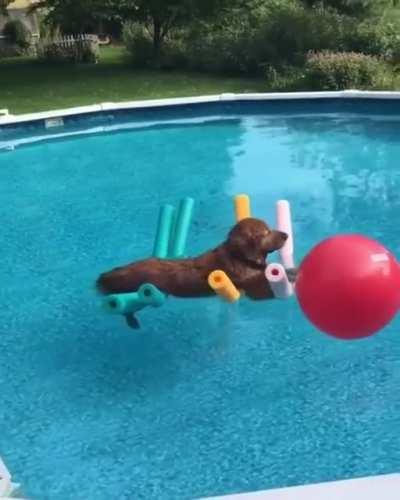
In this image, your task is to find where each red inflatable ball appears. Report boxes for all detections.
[296,235,400,340]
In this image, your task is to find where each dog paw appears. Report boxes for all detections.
[125,314,140,329]
[286,268,298,283]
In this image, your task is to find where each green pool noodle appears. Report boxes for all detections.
[104,292,144,315]
[138,283,166,307]
[153,204,175,258]
[170,197,194,258]
[102,197,192,320]
[104,284,166,315]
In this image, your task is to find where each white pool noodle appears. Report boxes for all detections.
[265,263,294,299]
[0,457,19,498]
[276,200,295,270]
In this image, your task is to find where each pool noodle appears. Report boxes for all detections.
[276,200,295,270]
[153,204,175,258]
[138,283,166,307]
[0,457,19,498]
[234,194,251,222]
[208,270,241,302]
[170,197,194,258]
[265,262,294,299]
[104,292,142,315]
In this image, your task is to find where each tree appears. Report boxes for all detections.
[35,0,237,57]
[102,0,238,58]
[32,0,109,34]
[0,0,12,16]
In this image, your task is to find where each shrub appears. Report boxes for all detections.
[259,4,349,66]
[342,21,391,56]
[387,34,400,65]
[0,45,25,58]
[341,21,400,65]
[184,3,351,74]
[159,37,188,70]
[265,65,307,91]
[123,22,154,67]
[185,25,260,74]
[38,37,99,64]
[3,19,31,50]
[305,51,383,90]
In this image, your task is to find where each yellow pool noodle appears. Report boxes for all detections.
[208,270,241,303]
[234,194,251,222]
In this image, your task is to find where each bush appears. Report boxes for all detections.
[265,64,307,91]
[3,19,31,50]
[0,44,25,58]
[184,3,351,74]
[305,51,383,90]
[123,22,154,67]
[38,37,99,64]
[343,22,387,56]
[159,37,188,70]
[342,21,400,64]
[259,4,349,66]
[185,21,261,74]
[123,22,190,70]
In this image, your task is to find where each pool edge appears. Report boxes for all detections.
[2,89,400,126]
[201,473,400,500]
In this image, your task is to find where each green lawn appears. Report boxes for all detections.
[0,46,266,115]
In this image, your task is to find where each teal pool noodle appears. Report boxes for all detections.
[170,197,194,258]
[138,283,166,307]
[104,292,144,315]
[153,204,175,258]
[167,208,178,258]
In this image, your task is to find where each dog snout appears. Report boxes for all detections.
[279,231,288,241]
[271,230,288,251]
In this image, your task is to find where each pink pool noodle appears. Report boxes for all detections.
[265,263,294,299]
[276,200,295,270]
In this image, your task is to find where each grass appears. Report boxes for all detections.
[0,46,266,115]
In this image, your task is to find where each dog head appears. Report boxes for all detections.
[226,218,287,267]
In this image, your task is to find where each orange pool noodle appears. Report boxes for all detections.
[234,194,251,222]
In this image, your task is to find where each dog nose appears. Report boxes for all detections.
[280,231,288,240]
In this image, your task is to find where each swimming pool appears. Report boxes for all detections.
[1,97,400,499]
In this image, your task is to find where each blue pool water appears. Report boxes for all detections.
[1,101,400,500]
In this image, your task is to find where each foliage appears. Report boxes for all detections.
[183,2,350,74]
[299,0,397,17]
[35,0,237,59]
[38,37,99,64]
[305,51,383,89]
[3,19,31,49]
[0,0,11,16]
[184,17,261,74]
[122,22,154,67]
[158,36,188,70]
[178,2,400,75]
[257,3,347,65]
[32,0,106,34]
[342,21,400,63]
[265,64,307,90]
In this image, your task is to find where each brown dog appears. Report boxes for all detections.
[97,218,288,301]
